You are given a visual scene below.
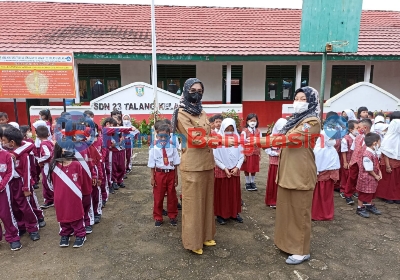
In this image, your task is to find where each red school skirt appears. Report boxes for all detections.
[265,164,278,206]
[311,170,338,221]
[214,176,242,219]
[376,166,400,201]
[240,154,260,173]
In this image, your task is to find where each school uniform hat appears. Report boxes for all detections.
[8,122,19,129]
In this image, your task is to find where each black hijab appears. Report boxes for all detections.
[280,86,320,134]
[171,78,204,133]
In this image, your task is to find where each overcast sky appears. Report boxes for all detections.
[6,0,400,11]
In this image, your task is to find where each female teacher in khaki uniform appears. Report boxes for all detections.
[172,78,220,255]
[253,86,322,265]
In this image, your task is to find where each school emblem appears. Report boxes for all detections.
[0,164,6,172]
[72,173,78,182]
[302,123,311,132]
[135,86,144,97]
[15,160,20,167]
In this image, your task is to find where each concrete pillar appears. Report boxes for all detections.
[226,63,231,104]
[295,63,302,89]
[364,62,372,83]
[74,59,80,103]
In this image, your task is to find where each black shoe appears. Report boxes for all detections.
[40,202,54,209]
[356,207,370,218]
[126,169,132,174]
[177,203,182,210]
[29,232,40,241]
[245,183,253,191]
[162,209,168,216]
[394,200,400,204]
[118,182,125,188]
[353,193,359,199]
[73,236,86,248]
[38,218,46,228]
[59,236,70,247]
[102,200,106,208]
[19,229,27,236]
[235,214,244,223]
[170,218,178,226]
[123,174,128,179]
[251,183,258,191]
[33,184,39,190]
[345,197,354,205]
[85,226,93,234]
[155,220,163,227]
[384,199,394,204]
[216,216,226,225]
[109,185,115,194]
[94,215,101,224]
[10,241,22,251]
[339,192,346,199]
[112,182,120,190]
[366,204,382,215]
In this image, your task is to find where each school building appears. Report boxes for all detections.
[1,2,400,126]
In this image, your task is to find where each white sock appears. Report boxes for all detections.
[291,254,308,260]
[245,176,250,184]
[250,176,255,183]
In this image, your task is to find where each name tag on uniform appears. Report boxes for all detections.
[72,173,78,182]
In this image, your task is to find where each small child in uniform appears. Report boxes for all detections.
[213,118,244,225]
[213,114,223,133]
[356,133,382,218]
[241,113,262,191]
[49,141,87,248]
[0,147,22,250]
[0,112,9,124]
[264,118,287,208]
[148,124,180,227]
[36,126,55,209]
[340,120,359,199]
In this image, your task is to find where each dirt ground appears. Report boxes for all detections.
[1,147,400,280]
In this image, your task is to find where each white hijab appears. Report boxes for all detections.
[9,122,19,129]
[314,130,340,172]
[381,119,400,160]
[272,118,288,135]
[122,114,132,128]
[343,109,357,121]
[213,118,243,169]
[371,116,385,132]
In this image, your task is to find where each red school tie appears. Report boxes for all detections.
[162,147,169,166]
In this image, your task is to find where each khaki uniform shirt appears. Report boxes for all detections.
[262,117,321,191]
[176,108,215,172]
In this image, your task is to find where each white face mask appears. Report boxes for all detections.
[386,119,390,124]
[248,121,257,128]
[123,120,130,126]
[351,130,359,137]
[293,101,309,114]
[326,139,336,147]
[373,144,380,152]
[26,132,33,138]
[225,131,234,135]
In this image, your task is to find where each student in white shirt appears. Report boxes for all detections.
[148,124,180,227]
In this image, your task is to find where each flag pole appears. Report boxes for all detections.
[151,0,158,121]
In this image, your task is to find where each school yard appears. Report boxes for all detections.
[0,147,399,280]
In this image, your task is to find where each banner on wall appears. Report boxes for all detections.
[0,52,76,99]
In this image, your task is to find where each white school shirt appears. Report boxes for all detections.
[265,148,279,156]
[341,133,356,152]
[147,146,181,170]
[363,147,377,172]
[170,133,182,150]
[350,134,365,151]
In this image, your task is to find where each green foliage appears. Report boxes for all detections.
[222,109,243,131]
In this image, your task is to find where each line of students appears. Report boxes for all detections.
[264,107,400,221]
[0,109,138,250]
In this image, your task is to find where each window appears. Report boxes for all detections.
[78,64,121,101]
[222,65,243,104]
[301,65,310,87]
[265,65,296,101]
[370,65,374,83]
[153,65,196,95]
[330,65,365,97]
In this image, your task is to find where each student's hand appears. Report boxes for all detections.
[375,175,382,181]
[386,166,392,173]
[151,177,156,187]
[226,137,235,147]
[92,179,97,186]
[23,191,31,197]
[174,176,178,187]
[39,163,44,168]
[343,162,349,169]
[97,179,102,186]
[230,167,239,176]
[224,168,231,178]
[10,154,16,163]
